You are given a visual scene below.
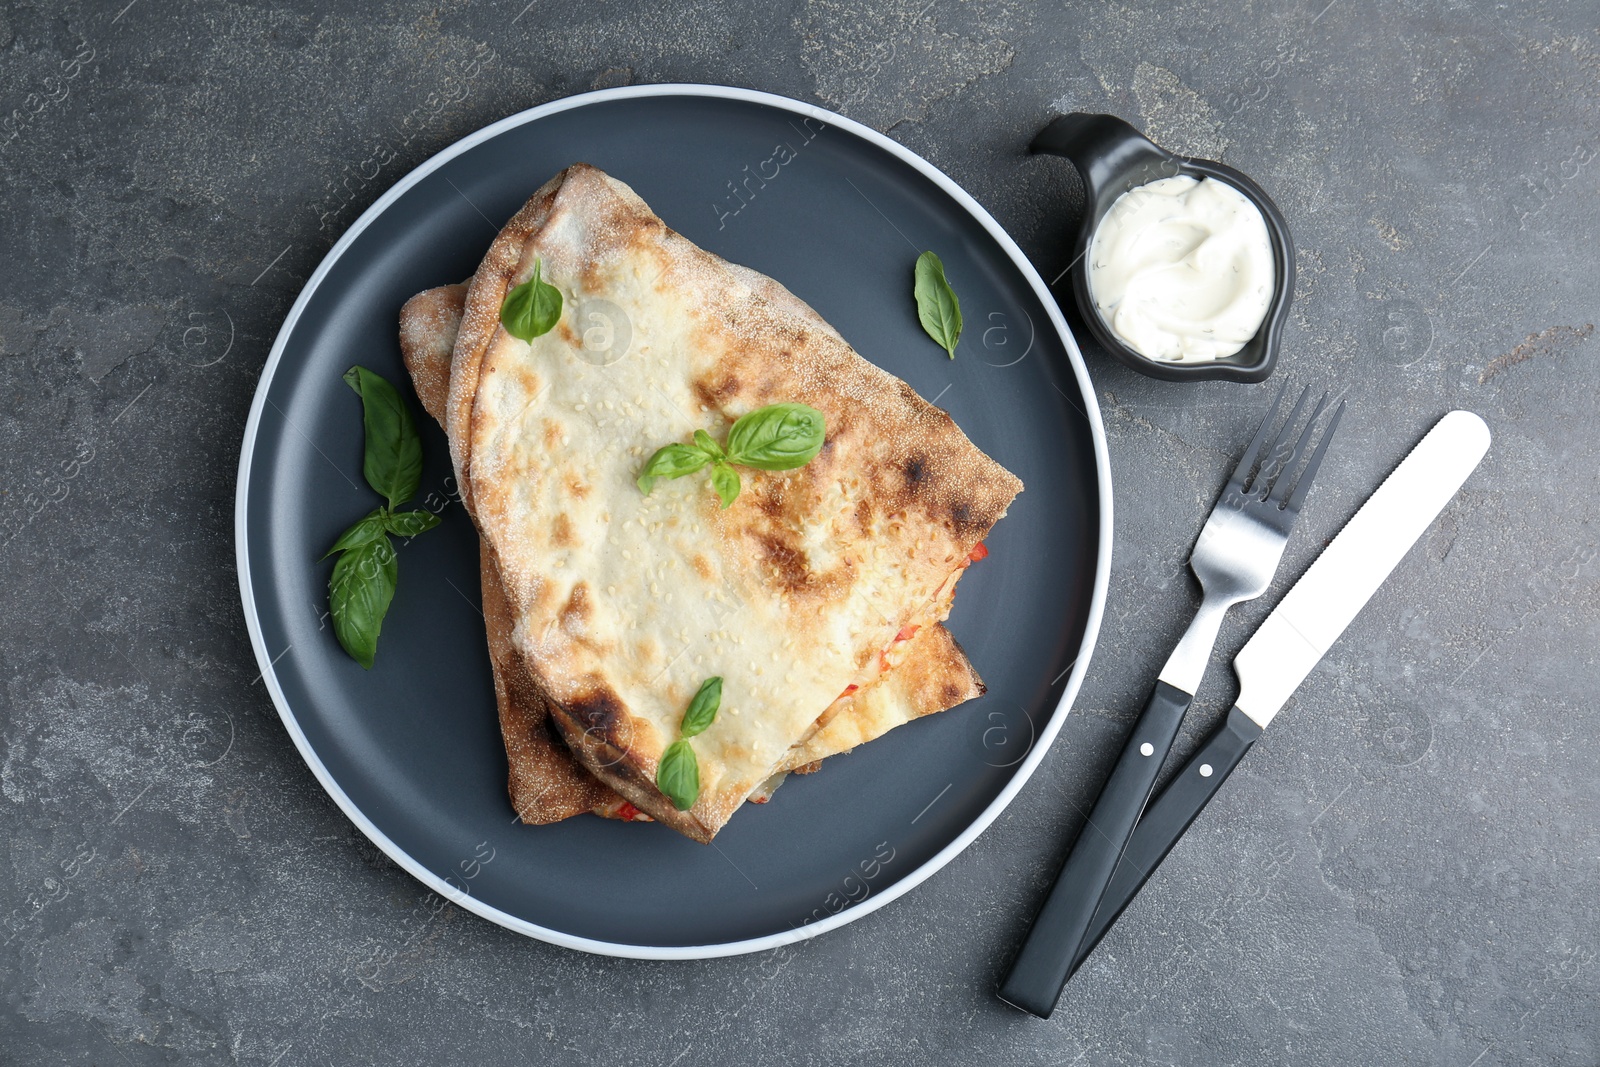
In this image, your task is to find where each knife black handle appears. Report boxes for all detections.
[997,680,1193,1018]
[1071,705,1265,973]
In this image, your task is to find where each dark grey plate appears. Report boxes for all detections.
[236,85,1111,958]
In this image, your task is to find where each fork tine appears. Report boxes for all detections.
[1282,399,1346,512]
[1266,392,1330,504]
[1228,382,1288,490]
[1248,385,1311,497]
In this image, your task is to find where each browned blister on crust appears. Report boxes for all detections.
[443,164,1021,841]
[479,543,626,822]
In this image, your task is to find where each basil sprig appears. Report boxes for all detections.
[323,366,443,669]
[913,250,963,359]
[656,676,723,811]
[637,403,825,509]
[500,259,563,342]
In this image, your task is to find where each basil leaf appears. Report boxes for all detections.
[343,366,424,508]
[385,508,441,538]
[322,507,388,560]
[680,676,723,737]
[710,463,740,509]
[724,403,826,471]
[499,259,563,342]
[637,443,712,495]
[329,537,398,670]
[693,429,725,461]
[913,250,962,359]
[656,738,700,811]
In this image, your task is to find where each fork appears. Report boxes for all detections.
[998,385,1344,1019]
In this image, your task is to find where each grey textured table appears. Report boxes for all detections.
[3,2,1596,1064]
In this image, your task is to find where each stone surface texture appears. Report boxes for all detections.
[2,1,1597,1064]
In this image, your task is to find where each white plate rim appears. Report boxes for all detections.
[234,82,1113,960]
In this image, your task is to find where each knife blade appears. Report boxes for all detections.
[1069,410,1491,973]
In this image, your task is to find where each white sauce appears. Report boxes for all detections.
[1087,175,1274,363]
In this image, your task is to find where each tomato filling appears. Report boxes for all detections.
[617,802,640,821]
[853,548,990,696]
[878,623,922,671]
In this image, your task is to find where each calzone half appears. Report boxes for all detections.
[445,163,1022,842]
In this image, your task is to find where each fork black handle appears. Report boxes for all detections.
[1071,706,1265,973]
[997,681,1192,1018]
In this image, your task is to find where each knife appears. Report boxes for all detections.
[1068,409,1491,979]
